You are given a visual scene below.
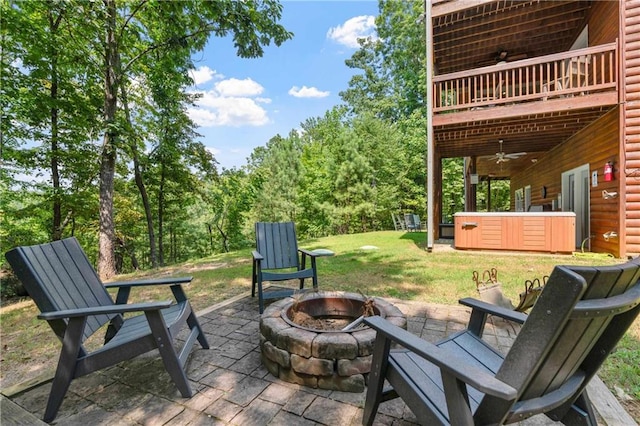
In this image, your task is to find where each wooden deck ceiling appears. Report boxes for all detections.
[432,0,594,74]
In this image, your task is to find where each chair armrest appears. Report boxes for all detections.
[365,316,517,400]
[298,248,320,257]
[252,250,264,261]
[104,276,192,289]
[459,297,527,324]
[38,300,173,320]
[106,277,192,305]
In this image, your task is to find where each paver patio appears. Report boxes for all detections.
[1,291,635,425]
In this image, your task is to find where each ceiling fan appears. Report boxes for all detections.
[491,140,527,164]
[477,49,528,67]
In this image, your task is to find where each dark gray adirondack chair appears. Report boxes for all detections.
[363,259,640,425]
[252,222,320,313]
[5,237,209,423]
[404,214,418,232]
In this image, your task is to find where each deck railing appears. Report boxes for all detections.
[433,43,617,113]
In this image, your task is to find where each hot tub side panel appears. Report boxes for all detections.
[454,213,575,253]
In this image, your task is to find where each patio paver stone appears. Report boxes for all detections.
[2,292,631,425]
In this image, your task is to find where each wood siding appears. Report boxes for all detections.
[511,109,620,256]
[588,1,618,46]
[624,0,640,256]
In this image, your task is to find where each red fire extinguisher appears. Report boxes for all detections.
[604,162,613,182]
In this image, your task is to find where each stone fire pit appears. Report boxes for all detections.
[259,291,407,392]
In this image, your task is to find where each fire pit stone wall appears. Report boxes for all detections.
[259,291,406,392]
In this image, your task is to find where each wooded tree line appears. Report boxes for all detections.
[2,0,504,281]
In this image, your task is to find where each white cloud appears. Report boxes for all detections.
[327,15,377,49]
[215,78,264,97]
[205,146,220,156]
[188,107,219,127]
[189,92,269,127]
[190,66,221,86]
[288,86,330,98]
[188,76,270,127]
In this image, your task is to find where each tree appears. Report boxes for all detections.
[208,168,253,253]
[340,38,398,121]
[1,1,102,247]
[90,0,292,278]
[330,133,375,234]
[376,0,426,117]
[251,133,302,222]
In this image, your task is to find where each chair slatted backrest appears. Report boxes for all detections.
[476,260,640,421]
[255,222,300,270]
[5,238,117,342]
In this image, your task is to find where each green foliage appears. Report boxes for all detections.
[476,179,511,212]
[208,168,254,252]
[376,0,426,117]
[3,0,293,275]
[599,333,640,400]
[1,0,502,280]
[251,133,302,222]
[441,157,464,221]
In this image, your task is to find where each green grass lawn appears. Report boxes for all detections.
[1,231,638,411]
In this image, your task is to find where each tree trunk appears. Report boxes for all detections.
[171,227,176,263]
[207,223,213,253]
[48,8,63,241]
[50,60,61,241]
[133,151,158,267]
[158,164,165,266]
[97,0,118,280]
[215,222,229,252]
[119,81,158,268]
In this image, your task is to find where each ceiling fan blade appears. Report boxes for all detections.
[504,151,527,158]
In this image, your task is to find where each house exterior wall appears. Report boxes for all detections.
[588,0,618,45]
[510,109,620,257]
[622,0,640,257]
[509,1,626,258]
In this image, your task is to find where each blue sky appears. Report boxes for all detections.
[187,1,379,170]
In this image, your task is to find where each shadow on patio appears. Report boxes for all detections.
[1,290,633,425]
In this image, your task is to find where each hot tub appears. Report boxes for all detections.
[454,212,576,253]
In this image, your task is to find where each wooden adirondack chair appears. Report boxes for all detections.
[391,213,405,231]
[4,237,210,423]
[404,214,419,232]
[363,259,640,425]
[252,222,321,313]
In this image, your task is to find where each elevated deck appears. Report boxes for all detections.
[433,43,617,117]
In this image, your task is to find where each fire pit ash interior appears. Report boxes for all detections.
[259,291,406,392]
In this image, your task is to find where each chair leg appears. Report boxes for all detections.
[557,391,597,426]
[258,279,265,314]
[363,335,392,426]
[311,257,318,290]
[186,311,210,349]
[145,311,192,398]
[467,308,488,337]
[299,255,307,289]
[251,261,257,297]
[44,317,86,422]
